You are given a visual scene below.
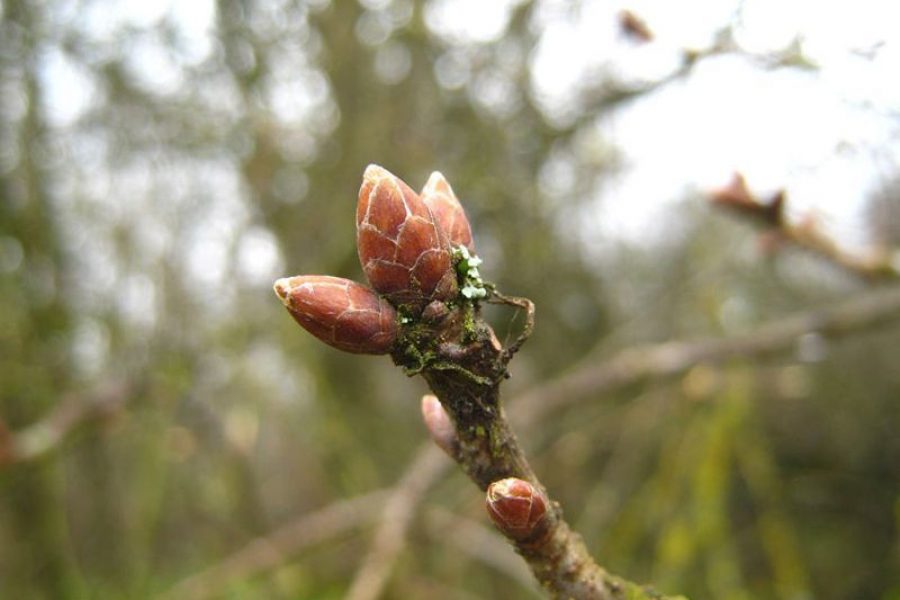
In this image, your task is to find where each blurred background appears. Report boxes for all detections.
[2,0,900,598]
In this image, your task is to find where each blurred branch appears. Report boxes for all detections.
[588,23,815,114]
[0,382,129,469]
[345,446,449,600]
[425,506,542,597]
[513,284,900,423]
[158,489,390,600]
[709,173,900,281]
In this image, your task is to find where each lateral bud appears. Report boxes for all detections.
[486,478,550,543]
[274,275,398,355]
[709,172,784,227]
[420,394,458,457]
[357,165,457,313]
[421,171,475,254]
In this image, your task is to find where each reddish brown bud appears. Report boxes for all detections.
[486,478,549,542]
[421,171,475,254]
[274,275,398,354]
[709,173,784,226]
[421,394,458,456]
[357,165,457,312]
[618,10,654,43]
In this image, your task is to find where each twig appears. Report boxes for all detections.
[345,446,449,600]
[0,382,128,469]
[387,286,677,599]
[710,173,900,281]
[513,284,900,425]
[487,292,536,364]
[157,489,390,600]
[425,506,542,596]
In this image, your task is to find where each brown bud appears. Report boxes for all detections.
[421,171,475,254]
[420,394,458,456]
[274,275,398,354]
[485,478,549,542]
[709,173,784,226]
[618,10,654,43]
[357,165,457,312]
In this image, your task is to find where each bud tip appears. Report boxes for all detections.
[363,163,389,185]
[273,278,293,306]
[421,394,457,456]
[424,171,445,189]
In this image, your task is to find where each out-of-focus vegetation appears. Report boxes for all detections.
[1,1,899,599]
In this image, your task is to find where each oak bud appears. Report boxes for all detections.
[710,172,784,226]
[274,275,398,354]
[486,478,549,542]
[421,171,475,254]
[420,394,458,457]
[357,165,457,312]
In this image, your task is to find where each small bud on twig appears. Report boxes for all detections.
[486,478,549,543]
[420,394,458,457]
[274,275,398,354]
[618,10,654,43]
[357,165,457,312]
[421,171,475,254]
[709,172,784,226]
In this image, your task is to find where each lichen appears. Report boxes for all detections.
[453,245,487,300]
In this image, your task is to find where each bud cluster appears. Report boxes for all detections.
[275,165,479,355]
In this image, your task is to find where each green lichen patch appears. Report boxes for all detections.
[453,245,487,300]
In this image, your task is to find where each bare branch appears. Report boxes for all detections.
[710,173,900,281]
[345,446,449,600]
[425,506,542,596]
[158,489,390,600]
[0,382,128,469]
[514,284,900,425]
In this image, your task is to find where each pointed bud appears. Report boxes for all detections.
[357,165,457,312]
[486,478,549,542]
[421,394,458,456]
[618,10,654,43]
[421,171,475,254]
[274,275,398,354]
[709,173,784,226]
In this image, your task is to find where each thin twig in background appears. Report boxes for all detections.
[710,172,900,281]
[157,489,390,600]
[513,284,900,425]
[0,382,129,469]
[425,506,542,597]
[345,446,449,600]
